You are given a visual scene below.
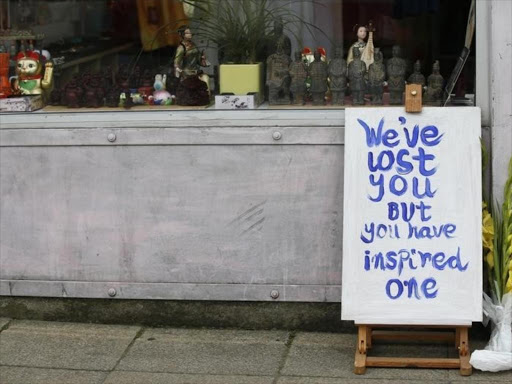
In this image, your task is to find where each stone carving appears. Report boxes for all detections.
[386,45,406,105]
[424,60,444,105]
[408,60,426,86]
[348,47,366,106]
[266,42,291,105]
[368,48,385,105]
[289,51,308,105]
[268,17,292,59]
[309,50,328,106]
[328,47,347,106]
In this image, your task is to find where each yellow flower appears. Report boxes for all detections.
[486,251,494,269]
[482,206,494,256]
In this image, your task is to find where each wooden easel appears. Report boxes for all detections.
[354,324,472,376]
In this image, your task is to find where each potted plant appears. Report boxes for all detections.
[182,0,325,100]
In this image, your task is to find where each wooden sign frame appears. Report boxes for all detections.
[343,107,481,376]
[354,324,471,375]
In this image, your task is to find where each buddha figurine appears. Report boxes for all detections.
[309,50,328,105]
[347,22,375,69]
[328,47,347,106]
[348,47,366,105]
[11,51,53,96]
[266,42,291,105]
[289,51,308,105]
[368,49,385,105]
[424,60,444,105]
[386,45,406,105]
[174,25,210,106]
[408,60,426,87]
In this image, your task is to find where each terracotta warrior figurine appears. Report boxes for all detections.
[309,50,328,105]
[368,48,385,105]
[347,22,375,69]
[266,42,291,105]
[174,25,210,106]
[289,51,308,105]
[386,45,406,105]
[348,47,366,106]
[408,60,426,86]
[268,17,292,59]
[328,47,347,106]
[424,60,444,105]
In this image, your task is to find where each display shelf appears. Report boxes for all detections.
[41,104,211,113]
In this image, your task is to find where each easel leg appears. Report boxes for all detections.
[354,325,368,374]
[455,327,461,349]
[366,326,372,349]
[458,327,472,376]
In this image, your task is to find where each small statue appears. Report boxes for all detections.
[309,50,328,105]
[386,45,406,105]
[121,88,134,109]
[368,48,385,105]
[153,74,172,105]
[63,78,83,108]
[347,22,375,69]
[408,60,426,86]
[106,87,121,108]
[84,76,104,108]
[289,51,308,105]
[11,51,53,96]
[140,69,154,88]
[348,47,366,106]
[49,87,62,105]
[328,47,347,106]
[266,42,291,105]
[102,66,115,89]
[174,25,210,106]
[424,60,444,105]
[117,65,130,89]
[268,17,292,59]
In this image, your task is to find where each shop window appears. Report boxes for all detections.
[0,0,476,112]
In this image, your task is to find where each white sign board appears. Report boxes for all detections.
[342,107,482,325]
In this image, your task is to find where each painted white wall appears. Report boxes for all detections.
[489,0,512,204]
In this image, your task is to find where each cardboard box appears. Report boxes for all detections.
[0,95,44,112]
[215,94,261,110]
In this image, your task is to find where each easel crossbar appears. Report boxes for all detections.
[366,357,461,368]
[354,325,472,376]
[372,330,455,342]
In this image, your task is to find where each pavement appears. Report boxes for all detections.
[0,318,510,384]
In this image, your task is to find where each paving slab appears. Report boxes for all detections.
[449,382,512,384]
[278,378,449,384]
[116,328,289,376]
[0,366,107,384]
[283,334,450,381]
[447,337,512,382]
[292,332,356,346]
[0,320,141,371]
[0,318,11,331]
[447,370,512,382]
[4,320,140,337]
[104,371,274,384]
[140,327,289,344]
